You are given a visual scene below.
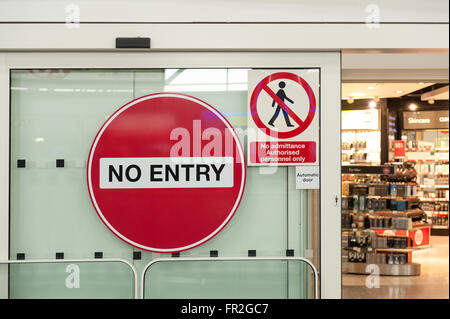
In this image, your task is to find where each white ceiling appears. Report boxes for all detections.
[421,85,449,101]
[341,82,434,100]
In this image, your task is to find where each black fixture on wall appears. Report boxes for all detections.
[115,37,151,49]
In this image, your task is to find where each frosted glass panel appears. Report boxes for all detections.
[10,70,135,260]
[9,262,134,299]
[144,261,311,299]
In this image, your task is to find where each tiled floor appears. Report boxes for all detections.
[342,235,449,299]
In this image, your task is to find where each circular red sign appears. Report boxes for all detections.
[250,72,317,139]
[87,93,246,253]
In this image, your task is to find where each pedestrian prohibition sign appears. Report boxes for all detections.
[87,93,246,253]
[247,69,320,166]
[250,72,317,139]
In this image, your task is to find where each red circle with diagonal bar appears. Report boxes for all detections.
[250,72,317,139]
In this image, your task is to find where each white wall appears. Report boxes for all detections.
[0,24,448,51]
[342,53,449,82]
[0,0,448,23]
[0,0,448,52]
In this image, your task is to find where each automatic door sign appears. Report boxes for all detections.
[87,93,246,253]
[247,70,320,166]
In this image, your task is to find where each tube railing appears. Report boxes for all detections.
[141,256,319,299]
[0,258,139,299]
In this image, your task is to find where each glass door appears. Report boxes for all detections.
[2,51,341,299]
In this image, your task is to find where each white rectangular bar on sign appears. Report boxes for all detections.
[99,157,234,189]
[295,166,320,189]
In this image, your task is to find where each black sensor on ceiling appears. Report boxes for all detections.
[115,37,151,49]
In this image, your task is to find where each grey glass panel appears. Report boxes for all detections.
[9,262,134,299]
[144,261,312,299]
[10,70,135,258]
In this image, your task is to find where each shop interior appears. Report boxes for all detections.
[340,82,449,299]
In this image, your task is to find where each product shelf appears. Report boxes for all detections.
[419,185,449,189]
[341,164,437,276]
[375,248,414,252]
[419,198,449,202]
[432,225,449,229]
[424,210,448,215]
[366,195,419,200]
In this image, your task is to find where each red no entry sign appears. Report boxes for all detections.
[250,72,317,139]
[87,93,246,253]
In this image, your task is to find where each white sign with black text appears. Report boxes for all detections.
[99,157,234,189]
[295,166,320,189]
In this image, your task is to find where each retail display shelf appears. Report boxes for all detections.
[406,149,449,153]
[341,162,442,276]
[407,160,450,164]
[372,244,431,252]
[342,151,381,155]
[370,228,408,231]
[345,246,373,252]
[341,210,425,218]
[418,173,449,177]
[424,210,448,214]
[366,195,419,200]
[432,225,449,230]
[431,228,449,236]
[411,244,431,250]
[369,210,422,216]
[415,160,449,230]
[343,149,382,153]
[419,198,449,202]
[342,161,372,165]
[419,185,449,189]
[342,129,380,132]
[375,248,414,252]
[342,227,359,233]
[343,262,421,276]
[370,227,430,236]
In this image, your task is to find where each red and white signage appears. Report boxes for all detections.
[394,140,406,159]
[377,226,430,248]
[87,93,246,253]
[247,70,320,166]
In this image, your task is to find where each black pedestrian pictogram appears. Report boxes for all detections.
[268,81,295,127]
[249,71,317,139]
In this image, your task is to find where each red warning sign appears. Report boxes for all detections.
[250,72,317,139]
[394,140,406,158]
[247,70,320,166]
[87,93,246,253]
[250,141,317,164]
